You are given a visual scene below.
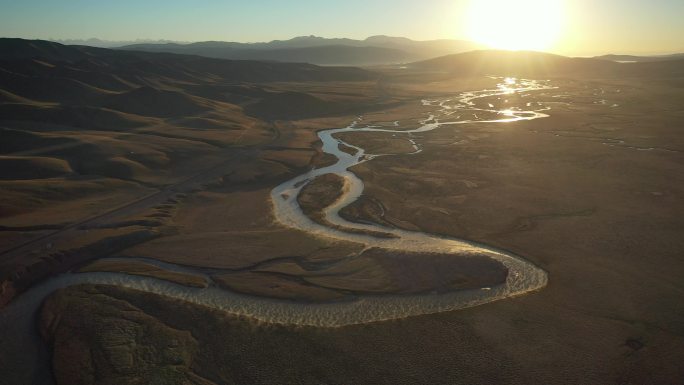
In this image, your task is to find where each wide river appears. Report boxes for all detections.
[0,77,552,382]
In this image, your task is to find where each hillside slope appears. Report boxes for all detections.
[411,50,684,78]
[0,38,382,257]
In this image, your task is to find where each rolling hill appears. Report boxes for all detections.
[594,53,684,62]
[0,38,382,236]
[0,38,375,84]
[0,38,379,125]
[410,50,684,78]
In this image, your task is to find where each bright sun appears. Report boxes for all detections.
[466,0,565,51]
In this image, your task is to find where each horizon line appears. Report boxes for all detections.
[1,35,682,57]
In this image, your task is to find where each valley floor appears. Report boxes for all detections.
[2,68,683,384]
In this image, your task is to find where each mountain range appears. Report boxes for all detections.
[120,35,484,66]
[44,36,684,67]
[52,38,185,48]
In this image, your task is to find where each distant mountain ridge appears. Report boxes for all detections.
[42,37,684,65]
[51,38,185,48]
[120,35,484,66]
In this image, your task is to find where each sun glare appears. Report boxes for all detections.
[466,0,565,51]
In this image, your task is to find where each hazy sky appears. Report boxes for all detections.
[0,0,682,55]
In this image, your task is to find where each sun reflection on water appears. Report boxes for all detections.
[498,77,518,94]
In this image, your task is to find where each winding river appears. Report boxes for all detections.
[0,77,552,382]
